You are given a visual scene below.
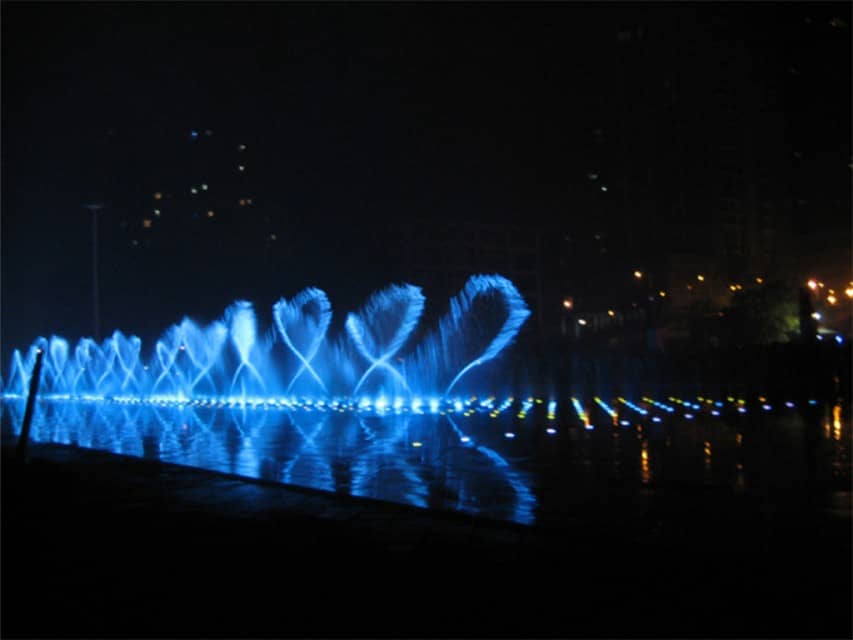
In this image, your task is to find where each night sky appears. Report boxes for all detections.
[2,2,850,362]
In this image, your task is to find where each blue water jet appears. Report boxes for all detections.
[273,288,332,395]
[346,283,425,396]
[3,274,530,405]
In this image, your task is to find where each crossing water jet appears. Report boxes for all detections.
[4,274,530,406]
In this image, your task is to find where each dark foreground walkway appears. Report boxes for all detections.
[2,441,850,639]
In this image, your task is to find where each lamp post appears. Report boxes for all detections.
[82,203,106,341]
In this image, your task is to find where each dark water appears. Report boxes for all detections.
[2,396,849,525]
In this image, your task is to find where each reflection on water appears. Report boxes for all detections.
[640,440,650,485]
[1,399,537,524]
[1,395,850,526]
[833,404,842,441]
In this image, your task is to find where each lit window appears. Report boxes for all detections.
[142,219,152,229]
[153,192,163,200]
[207,211,215,218]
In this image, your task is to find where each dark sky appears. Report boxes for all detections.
[2,1,850,360]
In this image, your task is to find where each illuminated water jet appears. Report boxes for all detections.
[4,274,530,404]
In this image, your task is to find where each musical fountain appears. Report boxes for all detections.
[1,274,538,523]
[4,274,529,404]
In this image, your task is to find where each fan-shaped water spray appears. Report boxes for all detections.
[3,274,530,406]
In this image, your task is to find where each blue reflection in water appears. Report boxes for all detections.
[7,393,845,527]
[1,399,536,525]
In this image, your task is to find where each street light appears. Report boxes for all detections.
[82,203,106,341]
